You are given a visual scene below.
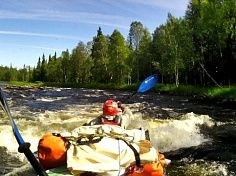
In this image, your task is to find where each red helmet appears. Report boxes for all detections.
[103,99,118,116]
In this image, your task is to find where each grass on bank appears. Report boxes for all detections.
[4,81,236,100]
[155,84,236,100]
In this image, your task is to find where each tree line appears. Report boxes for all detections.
[0,0,235,87]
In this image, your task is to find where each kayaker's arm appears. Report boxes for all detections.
[119,105,134,129]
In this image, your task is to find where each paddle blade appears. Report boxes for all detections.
[137,74,158,93]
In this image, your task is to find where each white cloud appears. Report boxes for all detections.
[125,0,189,11]
[0,30,78,40]
[13,44,63,51]
[0,8,130,29]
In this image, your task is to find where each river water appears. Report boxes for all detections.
[0,87,235,176]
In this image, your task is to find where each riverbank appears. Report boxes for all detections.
[1,85,235,122]
[3,83,236,111]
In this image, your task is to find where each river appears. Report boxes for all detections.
[0,87,235,176]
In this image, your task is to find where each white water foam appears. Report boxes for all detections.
[148,112,215,152]
[0,122,26,161]
[1,109,215,159]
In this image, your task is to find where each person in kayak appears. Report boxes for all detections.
[86,99,134,129]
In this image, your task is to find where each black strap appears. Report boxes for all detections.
[76,135,103,145]
[114,116,122,125]
[121,139,141,167]
[52,133,70,149]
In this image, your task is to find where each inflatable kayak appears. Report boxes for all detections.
[37,125,171,176]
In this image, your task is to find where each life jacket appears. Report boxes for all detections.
[38,133,69,170]
[101,116,122,126]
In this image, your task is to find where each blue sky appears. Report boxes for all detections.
[0,0,189,69]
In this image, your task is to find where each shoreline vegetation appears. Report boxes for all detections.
[2,81,236,108]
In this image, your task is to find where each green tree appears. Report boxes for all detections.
[136,28,153,80]
[46,52,62,82]
[186,0,236,85]
[128,21,146,82]
[91,27,109,83]
[17,64,28,81]
[151,25,167,83]
[221,0,236,85]
[61,49,70,83]
[185,0,205,85]
[199,0,225,86]
[128,21,145,50]
[0,65,16,81]
[71,41,93,83]
[32,57,41,81]
[108,29,130,84]
[41,54,47,81]
[152,14,195,86]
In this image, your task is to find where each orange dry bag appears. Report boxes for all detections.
[38,133,69,170]
[127,153,166,176]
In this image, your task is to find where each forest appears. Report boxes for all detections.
[0,0,235,87]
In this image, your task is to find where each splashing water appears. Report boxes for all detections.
[148,112,215,152]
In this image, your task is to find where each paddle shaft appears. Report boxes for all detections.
[0,88,48,176]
